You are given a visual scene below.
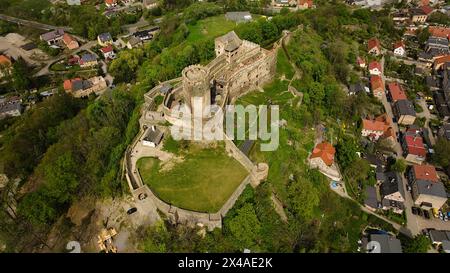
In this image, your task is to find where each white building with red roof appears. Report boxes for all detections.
[393,41,405,57]
[369,61,382,76]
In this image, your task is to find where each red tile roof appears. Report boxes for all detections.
[405,135,427,157]
[63,78,81,91]
[393,40,405,50]
[368,38,380,51]
[420,5,433,15]
[388,82,407,101]
[310,142,335,166]
[369,61,382,72]
[371,75,384,91]
[412,164,438,182]
[298,0,313,7]
[100,45,113,53]
[362,113,393,135]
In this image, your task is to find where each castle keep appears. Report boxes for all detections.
[162,31,277,123]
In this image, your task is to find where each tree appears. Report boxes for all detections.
[226,203,261,248]
[402,235,430,253]
[288,176,320,221]
[391,158,406,173]
[433,138,450,168]
[11,57,31,91]
[336,135,359,169]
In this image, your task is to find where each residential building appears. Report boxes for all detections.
[411,179,447,209]
[402,134,426,164]
[393,41,406,57]
[380,172,405,213]
[0,55,12,78]
[364,186,379,211]
[370,75,384,99]
[348,82,369,95]
[429,230,450,246]
[408,164,439,184]
[142,126,164,147]
[40,29,65,45]
[309,141,342,181]
[0,96,22,119]
[356,56,366,68]
[365,234,402,253]
[67,0,81,5]
[100,45,116,60]
[410,8,428,23]
[143,0,159,9]
[225,12,253,23]
[387,82,407,102]
[428,26,450,39]
[79,53,98,68]
[105,0,118,7]
[298,0,313,9]
[368,38,381,55]
[361,113,394,142]
[64,76,108,98]
[62,33,79,50]
[133,30,154,41]
[393,99,416,125]
[369,61,382,76]
[433,55,450,71]
[425,37,449,58]
[127,36,143,49]
[97,33,113,47]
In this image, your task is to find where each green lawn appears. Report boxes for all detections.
[186,15,236,44]
[276,49,295,80]
[137,144,248,212]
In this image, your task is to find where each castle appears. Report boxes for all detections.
[162,31,277,124]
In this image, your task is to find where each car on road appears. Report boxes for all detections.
[423,210,430,219]
[407,185,411,192]
[412,207,419,215]
[127,207,137,215]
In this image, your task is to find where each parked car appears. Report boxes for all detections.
[412,207,419,215]
[418,208,424,217]
[423,210,430,219]
[127,207,137,215]
[444,215,449,222]
[433,208,439,218]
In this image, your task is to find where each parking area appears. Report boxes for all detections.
[0,33,48,65]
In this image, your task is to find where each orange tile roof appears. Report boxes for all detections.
[412,164,438,182]
[428,26,450,39]
[434,55,450,67]
[371,75,384,91]
[362,113,393,136]
[369,61,382,71]
[0,55,11,66]
[393,40,405,50]
[310,142,335,166]
[388,82,407,101]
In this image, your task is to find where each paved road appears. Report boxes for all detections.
[416,98,437,146]
[0,14,73,32]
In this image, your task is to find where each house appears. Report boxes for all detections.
[370,75,384,99]
[425,37,449,58]
[429,230,450,246]
[410,8,428,23]
[361,114,395,142]
[105,0,118,7]
[142,126,164,147]
[408,164,439,184]
[420,5,434,16]
[356,56,366,68]
[0,55,12,78]
[100,45,116,60]
[393,99,416,125]
[411,179,447,209]
[364,186,379,211]
[368,61,382,76]
[428,26,450,39]
[387,82,407,102]
[380,172,405,213]
[365,234,402,253]
[40,29,65,45]
[67,0,81,5]
[309,141,341,181]
[393,41,406,57]
[79,53,98,68]
[402,134,426,164]
[62,33,79,50]
[97,33,113,47]
[433,55,450,71]
[68,55,80,66]
[64,76,107,98]
[0,96,22,119]
[127,36,143,49]
[298,0,313,9]
[225,12,252,23]
[368,38,381,55]
[143,0,159,9]
[348,82,369,95]
[133,30,153,41]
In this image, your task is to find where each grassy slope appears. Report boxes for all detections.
[137,144,248,212]
[186,15,236,44]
